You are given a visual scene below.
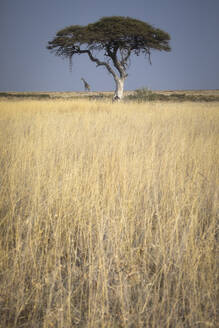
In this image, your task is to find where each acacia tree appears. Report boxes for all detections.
[47,16,171,100]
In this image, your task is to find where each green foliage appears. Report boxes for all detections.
[126,89,219,102]
[134,87,154,99]
[0,92,51,99]
[126,87,161,101]
[47,16,171,58]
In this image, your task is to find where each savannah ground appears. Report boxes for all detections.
[0,97,218,327]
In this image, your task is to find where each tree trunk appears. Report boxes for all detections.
[113,77,125,101]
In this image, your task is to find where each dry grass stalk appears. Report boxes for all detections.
[0,99,218,327]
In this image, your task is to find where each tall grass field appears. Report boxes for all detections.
[0,99,218,327]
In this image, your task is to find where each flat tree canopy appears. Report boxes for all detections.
[47,16,171,100]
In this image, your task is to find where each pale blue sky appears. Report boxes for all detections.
[0,0,218,92]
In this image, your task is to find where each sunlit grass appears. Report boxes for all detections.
[0,99,218,327]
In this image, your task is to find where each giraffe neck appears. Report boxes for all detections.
[81,78,90,89]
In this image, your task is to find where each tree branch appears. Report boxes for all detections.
[145,48,152,65]
[106,45,127,79]
[120,48,131,71]
[85,50,118,81]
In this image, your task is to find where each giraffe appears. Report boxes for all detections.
[81,77,91,91]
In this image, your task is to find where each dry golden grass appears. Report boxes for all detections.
[0,99,218,327]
